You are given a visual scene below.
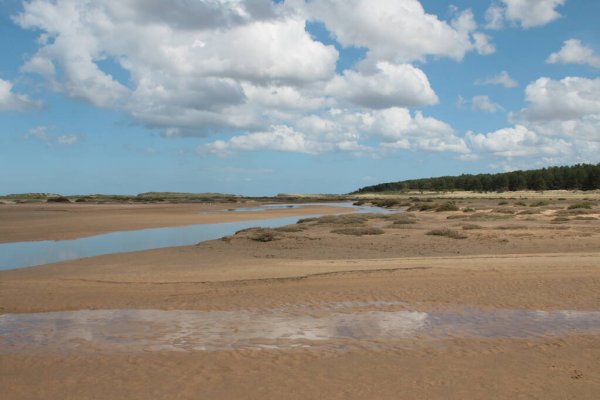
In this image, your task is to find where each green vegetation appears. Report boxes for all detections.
[461,224,483,230]
[567,202,594,210]
[235,228,282,242]
[354,163,600,193]
[46,196,71,203]
[435,201,459,212]
[426,229,467,239]
[331,227,385,236]
[529,201,549,207]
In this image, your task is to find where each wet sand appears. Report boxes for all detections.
[1,197,600,399]
[0,202,353,243]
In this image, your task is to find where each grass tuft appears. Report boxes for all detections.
[426,228,467,239]
[331,227,385,236]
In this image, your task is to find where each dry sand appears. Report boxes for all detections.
[1,198,600,399]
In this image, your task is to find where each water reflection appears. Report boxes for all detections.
[1,303,599,353]
[0,216,311,271]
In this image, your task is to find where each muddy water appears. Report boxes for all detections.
[2,302,599,353]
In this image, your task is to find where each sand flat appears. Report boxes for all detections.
[2,199,600,399]
[0,202,353,243]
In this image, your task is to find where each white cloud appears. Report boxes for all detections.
[14,0,492,158]
[484,4,505,30]
[326,62,438,109]
[472,33,496,55]
[466,75,600,165]
[485,0,566,29]
[471,95,502,113]
[0,78,39,111]
[475,71,518,88]
[24,126,80,146]
[521,76,600,121]
[467,125,571,158]
[304,0,491,64]
[23,126,52,144]
[457,95,503,113]
[14,0,338,127]
[547,39,600,69]
[200,107,469,156]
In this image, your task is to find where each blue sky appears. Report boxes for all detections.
[1,0,599,195]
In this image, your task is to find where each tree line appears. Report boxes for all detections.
[353,163,600,193]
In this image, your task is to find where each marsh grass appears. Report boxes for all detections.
[275,225,306,233]
[493,207,517,214]
[407,203,437,212]
[495,225,528,230]
[235,227,282,242]
[461,223,483,230]
[530,201,549,207]
[468,213,514,221]
[331,227,385,236]
[47,196,71,203]
[435,201,459,212]
[426,228,467,239]
[392,219,417,225]
[568,202,594,210]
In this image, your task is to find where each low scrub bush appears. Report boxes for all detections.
[436,201,459,212]
[462,224,483,230]
[426,229,467,239]
[493,207,516,214]
[47,196,71,203]
[567,202,593,210]
[529,201,549,207]
[331,227,385,236]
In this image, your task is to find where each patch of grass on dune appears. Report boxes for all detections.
[435,201,459,212]
[331,227,385,236]
[461,223,483,230]
[567,202,594,210]
[426,228,467,239]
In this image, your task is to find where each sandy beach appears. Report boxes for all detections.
[1,197,600,399]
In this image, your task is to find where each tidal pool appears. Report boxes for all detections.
[1,303,599,353]
[0,202,386,270]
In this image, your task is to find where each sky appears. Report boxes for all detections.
[0,0,599,196]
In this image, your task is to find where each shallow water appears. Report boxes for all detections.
[0,202,385,271]
[224,202,394,214]
[1,303,599,353]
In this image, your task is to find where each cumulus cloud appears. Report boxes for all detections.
[467,75,600,164]
[471,95,502,113]
[305,1,493,63]
[475,71,518,88]
[325,62,438,109]
[472,33,496,55]
[0,78,39,111]
[547,39,600,68]
[485,0,566,29]
[200,107,469,156]
[14,0,495,157]
[520,76,600,121]
[14,0,338,127]
[466,125,571,158]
